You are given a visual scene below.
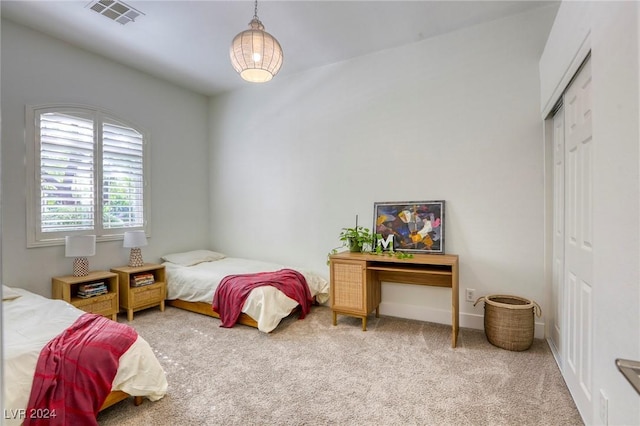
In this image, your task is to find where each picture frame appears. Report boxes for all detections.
[373,200,445,254]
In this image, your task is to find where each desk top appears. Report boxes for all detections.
[330,251,458,266]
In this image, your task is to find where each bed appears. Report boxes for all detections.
[2,285,167,426]
[163,250,330,333]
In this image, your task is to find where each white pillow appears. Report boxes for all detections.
[161,250,226,266]
[2,285,22,301]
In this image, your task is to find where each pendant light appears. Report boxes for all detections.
[230,0,283,83]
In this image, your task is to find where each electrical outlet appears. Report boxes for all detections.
[465,288,475,303]
[599,389,608,425]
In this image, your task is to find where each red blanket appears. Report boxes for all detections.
[212,268,312,328]
[24,313,138,426]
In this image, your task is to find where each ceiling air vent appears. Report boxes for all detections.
[87,0,144,25]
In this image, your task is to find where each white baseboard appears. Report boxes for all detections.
[379,301,545,339]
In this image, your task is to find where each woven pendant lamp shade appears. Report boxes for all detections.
[230,15,283,83]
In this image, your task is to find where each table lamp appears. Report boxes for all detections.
[123,231,148,267]
[65,235,96,276]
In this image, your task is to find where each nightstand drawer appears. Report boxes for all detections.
[131,282,164,308]
[72,292,118,317]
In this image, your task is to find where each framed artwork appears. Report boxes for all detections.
[373,200,445,254]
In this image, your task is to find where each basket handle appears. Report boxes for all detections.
[472,295,542,317]
[532,300,542,317]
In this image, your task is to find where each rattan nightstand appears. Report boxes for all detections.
[52,270,119,321]
[111,263,166,321]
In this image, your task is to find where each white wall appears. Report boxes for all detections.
[540,1,640,425]
[1,19,212,296]
[0,15,4,420]
[209,6,557,334]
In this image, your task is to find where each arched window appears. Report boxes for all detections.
[26,105,149,247]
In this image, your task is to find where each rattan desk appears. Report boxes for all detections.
[329,252,459,347]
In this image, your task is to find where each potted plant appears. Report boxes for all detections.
[339,224,374,253]
[330,215,374,255]
[327,215,413,264]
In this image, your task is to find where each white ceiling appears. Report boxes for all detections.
[1,0,558,96]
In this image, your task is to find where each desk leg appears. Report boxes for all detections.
[450,311,459,348]
[451,262,459,348]
[332,311,337,326]
[362,316,367,331]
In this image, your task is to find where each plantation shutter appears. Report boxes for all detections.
[39,112,95,232]
[33,106,147,244]
[102,120,144,229]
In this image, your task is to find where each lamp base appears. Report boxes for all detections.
[73,257,89,277]
[128,248,144,268]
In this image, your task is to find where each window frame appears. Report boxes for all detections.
[26,104,150,248]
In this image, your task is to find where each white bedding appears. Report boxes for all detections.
[164,257,330,333]
[2,287,167,426]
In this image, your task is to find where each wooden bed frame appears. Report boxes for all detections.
[167,299,259,327]
[166,298,307,329]
[100,391,143,411]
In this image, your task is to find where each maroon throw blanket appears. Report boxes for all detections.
[24,313,138,426]
[212,268,312,328]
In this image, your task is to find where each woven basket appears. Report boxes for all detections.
[474,295,541,351]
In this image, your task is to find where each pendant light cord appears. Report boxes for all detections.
[253,0,259,20]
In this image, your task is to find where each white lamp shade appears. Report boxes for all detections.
[65,235,96,257]
[230,18,283,83]
[123,231,148,248]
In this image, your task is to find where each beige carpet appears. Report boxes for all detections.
[98,305,583,425]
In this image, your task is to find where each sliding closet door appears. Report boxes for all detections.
[549,105,565,358]
[563,56,593,424]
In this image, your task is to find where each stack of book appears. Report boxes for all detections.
[77,282,108,298]
[131,273,154,287]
